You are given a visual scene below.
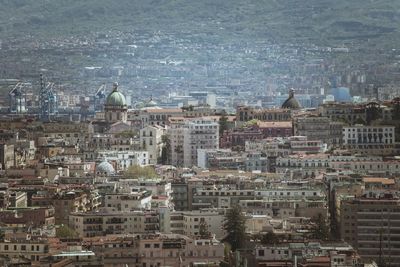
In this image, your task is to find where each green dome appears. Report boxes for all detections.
[106,83,126,107]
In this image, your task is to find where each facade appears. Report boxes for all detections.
[0,207,55,227]
[140,125,165,164]
[104,191,153,211]
[69,209,168,237]
[236,106,292,126]
[0,240,50,263]
[342,125,395,155]
[340,193,400,266]
[255,242,359,267]
[293,116,344,146]
[31,191,98,225]
[137,233,224,267]
[221,121,293,149]
[171,209,226,239]
[97,150,149,169]
[0,143,15,170]
[169,117,219,167]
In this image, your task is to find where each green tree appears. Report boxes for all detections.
[260,231,279,245]
[124,165,157,179]
[223,205,247,251]
[56,225,78,238]
[311,213,330,240]
[365,102,382,125]
[160,134,171,165]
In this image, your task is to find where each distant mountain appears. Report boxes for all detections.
[1,0,400,45]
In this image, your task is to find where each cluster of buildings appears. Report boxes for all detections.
[0,84,399,266]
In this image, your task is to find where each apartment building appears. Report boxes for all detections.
[169,117,219,167]
[340,193,400,266]
[140,125,165,164]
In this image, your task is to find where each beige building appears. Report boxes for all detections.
[293,115,344,146]
[138,233,224,267]
[171,209,226,239]
[0,240,50,263]
[140,125,165,164]
[69,208,169,237]
[236,106,292,126]
[340,193,400,266]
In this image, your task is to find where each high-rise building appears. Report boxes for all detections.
[340,193,400,265]
[169,117,219,167]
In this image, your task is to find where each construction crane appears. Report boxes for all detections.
[8,82,27,114]
[39,73,58,122]
[94,83,106,113]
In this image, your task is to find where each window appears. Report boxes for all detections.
[145,244,151,248]
[258,249,265,256]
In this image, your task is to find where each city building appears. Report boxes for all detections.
[169,117,219,167]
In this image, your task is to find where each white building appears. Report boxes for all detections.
[96,150,149,170]
[342,125,395,155]
[169,117,219,167]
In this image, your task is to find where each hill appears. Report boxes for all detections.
[1,0,400,45]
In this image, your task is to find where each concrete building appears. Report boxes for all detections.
[255,241,360,267]
[0,239,50,263]
[171,209,226,239]
[236,106,292,126]
[342,125,395,155]
[137,233,224,267]
[169,117,219,167]
[0,143,14,170]
[97,150,149,170]
[140,125,165,164]
[340,193,400,266]
[69,208,169,237]
[104,191,152,211]
[293,116,344,146]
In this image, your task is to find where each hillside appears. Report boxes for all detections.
[1,0,400,45]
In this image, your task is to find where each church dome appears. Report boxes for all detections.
[281,89,301,109]
[106,82,126,107]
[96,159,115,175]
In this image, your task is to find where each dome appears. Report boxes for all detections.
[281,89,301,109]
[106,82,126,107]
[96,159,115,175]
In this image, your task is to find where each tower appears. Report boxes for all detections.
[104,82,127,123]
[39,73,58,122]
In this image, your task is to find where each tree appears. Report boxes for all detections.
[160,134,171,165]
[219,113,229,137]
[392,98,400,121]
[124,165,157,179]
[56,225,78,238]
[199,219,212,239]
[311,213,330,240]
[260,231,279,245]
[223,205,247,251]
[0,228,4,242]
[365,102,382,125]
[174,145,184,167]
